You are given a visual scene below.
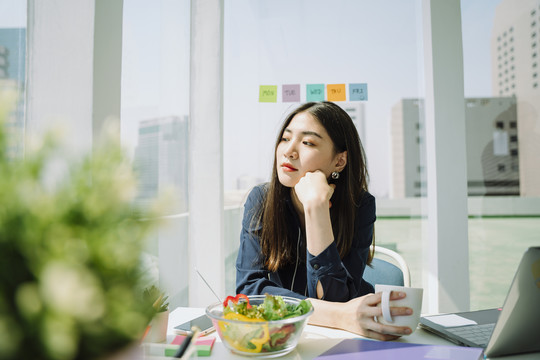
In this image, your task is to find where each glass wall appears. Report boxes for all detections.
[461,0,540,310]
[223,0,428,296]
[121,0,191,307]
[13,0,537,312]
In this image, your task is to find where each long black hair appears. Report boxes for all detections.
[257,101,372,271]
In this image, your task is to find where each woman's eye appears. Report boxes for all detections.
[281,137,290,142]
[303,141,314,146]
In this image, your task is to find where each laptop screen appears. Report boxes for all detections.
[419,247,540,358]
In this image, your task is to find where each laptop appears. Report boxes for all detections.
[419,247,540,358]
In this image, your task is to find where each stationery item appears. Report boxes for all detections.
[420,247,540,358]
[314,338,484,360]
[374,284,423,334]
[349,83,368,101]
[141,336,216,357]
[306,84,325,101]
[326,84,346,102]
[141,324,152,342]
[259,85,277,103]
[174,327,199,358]
[282,84,301,102]
[171,335,216,357]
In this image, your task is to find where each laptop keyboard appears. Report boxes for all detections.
[446,323,496,347]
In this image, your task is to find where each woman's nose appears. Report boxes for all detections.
[283,141,298,159]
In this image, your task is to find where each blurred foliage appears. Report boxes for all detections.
[0,89,164,360]
[142,285,169,313]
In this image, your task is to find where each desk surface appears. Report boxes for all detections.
[161,307,538,360]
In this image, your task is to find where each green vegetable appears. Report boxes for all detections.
[223,294,312,321]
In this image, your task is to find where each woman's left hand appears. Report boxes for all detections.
[339,292,412,340]
[294,170,335,210]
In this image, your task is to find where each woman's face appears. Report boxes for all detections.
[276,111,345,188]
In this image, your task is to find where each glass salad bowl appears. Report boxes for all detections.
[206,294,313,358]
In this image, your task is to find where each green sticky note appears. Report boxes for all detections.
[197,345,213,356]
[306,84,325,102]
[164,346,178,357]
[259,85,278,102]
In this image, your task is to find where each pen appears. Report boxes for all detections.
[174,326,200,359]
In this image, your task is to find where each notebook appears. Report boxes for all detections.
[419,247,540,358]
[315,338,484,360]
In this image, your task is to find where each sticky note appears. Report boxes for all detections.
[259,85,277,103]
[282,84,300,102]
[170,335,216,356]
[349,83,368,101]
[306,84,325,102]
[327,84,346,102]
[164,346,180,357]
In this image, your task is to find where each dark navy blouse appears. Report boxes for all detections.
[235,184,375,301]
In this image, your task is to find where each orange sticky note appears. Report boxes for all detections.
[327,84,346,102]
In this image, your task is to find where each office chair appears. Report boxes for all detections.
[363,245,411,287]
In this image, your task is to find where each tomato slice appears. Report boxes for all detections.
[223,294,252,309]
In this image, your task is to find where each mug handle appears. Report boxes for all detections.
[381,290,393,323]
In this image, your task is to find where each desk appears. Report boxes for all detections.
[165,308,538,360]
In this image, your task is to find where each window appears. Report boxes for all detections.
[462,1,540,311]
[121,0,192,307]
[224,1,431,301]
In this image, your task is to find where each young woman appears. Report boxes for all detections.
[236,101,412,340]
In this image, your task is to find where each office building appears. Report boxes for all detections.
[492,0,540,196]
[391,97,519,198]
[0,28,26,160]
[134,115,189,212]
[338,102,366,143]
[0,28,26,83]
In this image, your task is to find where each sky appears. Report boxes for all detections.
[0,0,503,198]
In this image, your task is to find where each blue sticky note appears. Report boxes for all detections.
[349,83,368,101]
[306,84,325,102]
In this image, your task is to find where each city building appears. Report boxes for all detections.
[0,28,26,159]
[492,0,540,196]
[133,115,189,212]
[391,97,518,198]
[338,102,366,143]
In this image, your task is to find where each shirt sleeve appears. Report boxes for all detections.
[305,193,376,301]
[235,185,306,299]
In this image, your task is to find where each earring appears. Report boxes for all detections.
[331,171,340,180]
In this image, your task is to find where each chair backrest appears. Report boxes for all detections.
[363,245,411,287]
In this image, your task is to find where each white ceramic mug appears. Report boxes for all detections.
[374,284,423,334]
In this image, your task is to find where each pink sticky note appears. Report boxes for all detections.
[171,335,216,346]
[171,335,186,345]
[282,84,301,102]
[196,337,216,346]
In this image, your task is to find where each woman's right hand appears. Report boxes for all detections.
[340,291,413,341]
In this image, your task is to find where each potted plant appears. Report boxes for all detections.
[0,92,165,360]
[143,285,170,343]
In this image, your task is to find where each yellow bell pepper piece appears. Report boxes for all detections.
[220,312,270,353]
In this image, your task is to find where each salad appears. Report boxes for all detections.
[217,294,312,354]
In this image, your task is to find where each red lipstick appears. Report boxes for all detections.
[281,162,297,172]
